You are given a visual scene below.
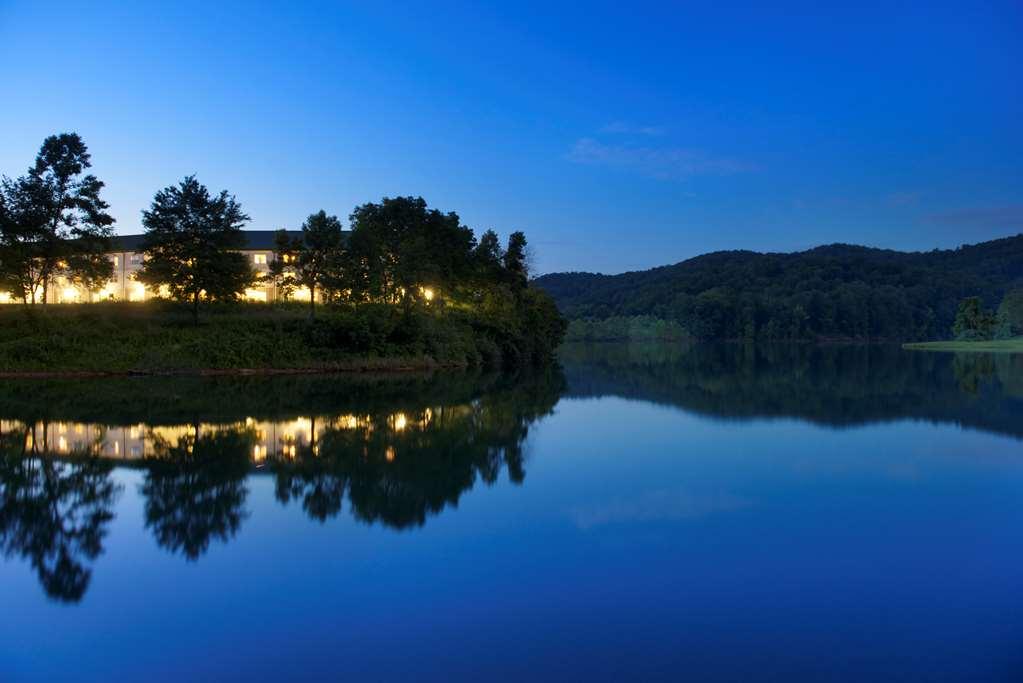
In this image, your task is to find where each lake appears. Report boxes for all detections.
[1,343,1021,681]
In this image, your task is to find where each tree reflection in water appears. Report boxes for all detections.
[271,379,548,529]
[141,426,254,560]
[0,424,121,603]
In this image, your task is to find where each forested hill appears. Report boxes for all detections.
[533,234,1023,341]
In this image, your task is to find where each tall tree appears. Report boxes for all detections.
[0,133,114,304]
[503,231,529,287]
[138,176,254,323]
[296,210,345,317]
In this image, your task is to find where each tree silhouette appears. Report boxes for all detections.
[141,426,253,560]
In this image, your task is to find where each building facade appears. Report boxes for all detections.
[0,230,317,304]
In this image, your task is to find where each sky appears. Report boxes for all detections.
[1,1,1021,274]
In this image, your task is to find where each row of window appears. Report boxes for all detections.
[110,253,270,267]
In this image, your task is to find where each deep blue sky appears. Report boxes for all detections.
[1,1,1020,274]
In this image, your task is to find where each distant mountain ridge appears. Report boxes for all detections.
[534,234,1023,341]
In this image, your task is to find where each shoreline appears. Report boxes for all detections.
[0,359,470,379]
[902,339,1023,353]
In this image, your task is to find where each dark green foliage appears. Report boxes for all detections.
[503,230,529,287]
[0,301,563,372]
[0,133,114,303]
[139,176,255,323]
[346,196,476,304]
[535,235,1023,341]
[952,297,997,340]
[296,210,345,316]
[995,289,1023,339]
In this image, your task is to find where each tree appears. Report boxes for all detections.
[995,289,1023,339]
[474,229,504,277]
[503,231,529,288]
[952,297,997,341]
[0,133,114,304]
[138,176,254,323]
[296,210,345,317]
[348,196,475,305]
[265,229,302,302]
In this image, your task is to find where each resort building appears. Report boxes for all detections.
[0,230,325,304]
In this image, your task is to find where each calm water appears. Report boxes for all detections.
[1,344,1021,681]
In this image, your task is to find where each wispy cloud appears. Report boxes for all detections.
[600,121,666,136]
[923,204,1023,231]
[567,137,758,180]
[570,488,752,530]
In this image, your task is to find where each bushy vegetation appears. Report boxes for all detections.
[536,237,1023,341]
[0,299,564,373]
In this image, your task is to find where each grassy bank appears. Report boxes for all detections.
[902,338,1023,353]
[0,300,564,374]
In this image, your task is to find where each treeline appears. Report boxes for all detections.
[0,133,565,364]
[535,239,1023,341]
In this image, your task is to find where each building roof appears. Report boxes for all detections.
[110,230,348,252]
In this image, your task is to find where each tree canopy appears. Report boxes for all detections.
[0,133,114,303]
[138,176,254,321]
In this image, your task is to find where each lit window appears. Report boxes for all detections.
[111,255,119,267]
[253,254,267,265]
[130,254,143,265]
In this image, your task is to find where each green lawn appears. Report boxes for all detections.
[0,301,489,374]
[902,338,1023,353]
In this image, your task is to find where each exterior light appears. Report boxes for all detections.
[421,287,435,301]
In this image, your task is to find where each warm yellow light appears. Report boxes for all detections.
[61,286,79,302]
[244,287,268,302]
[129,282,146,302]
[385,446,396,462]
[293,286,311,301]
[392,413,408,431]
[421,287,435,301]
[0,292,11,304]
[58,436,68,452]
[253,444,266,461]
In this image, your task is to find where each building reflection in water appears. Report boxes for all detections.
[0,411,440,466]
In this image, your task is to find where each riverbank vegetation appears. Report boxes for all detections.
[0,297,563,373]
[536,237,1023,341]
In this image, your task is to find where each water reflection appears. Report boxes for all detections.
[0,371,564,599]
[560,342,1023,438]
[0,428,120,603]
[1,344,1021,603]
